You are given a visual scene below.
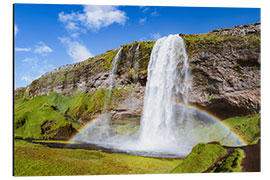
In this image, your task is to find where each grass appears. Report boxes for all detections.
[14,95,71,139]
[223,114,261,145]
[210,148,245,172]
[14,139,182,176]
[14,86,134,140]
[171,143,227,173]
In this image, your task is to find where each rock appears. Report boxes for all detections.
[19,23,260,119]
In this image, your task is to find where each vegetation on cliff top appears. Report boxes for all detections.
[182,33,260,57]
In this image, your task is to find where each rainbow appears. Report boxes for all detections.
[68,104,248,146]
[68,114,107,143]
[174,102,248,146]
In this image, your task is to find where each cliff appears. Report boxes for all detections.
[14,23,260,139]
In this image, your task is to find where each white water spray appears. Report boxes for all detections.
[133,34,193,154]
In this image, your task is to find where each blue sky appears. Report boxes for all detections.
[14,4,260,89]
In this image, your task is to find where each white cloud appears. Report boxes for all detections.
[59,37,93,62]
[34,42,53,55]
[15,48,32,52]
[151,10,159,16]
[71,33,80,38]
[150,33,161,40]
[21,75,33,83]
[139,6,149,13]
[23,57,34,62]
[58,5,128,31]
[58,11,77,22]
[139,18,147,24]
[66,21,80,31]
[15,24,19,36]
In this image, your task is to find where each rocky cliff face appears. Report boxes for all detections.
[16,23,260,120]
[185,23,260,118]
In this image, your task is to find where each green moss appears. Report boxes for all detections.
[95,49,119,71]
[66,88,128,118]
[211,148,245,172]
[51,71,67,86]
[171,143,227,173]
[208,94,214,99]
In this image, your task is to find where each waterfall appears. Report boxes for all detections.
[93,47,123,139]
[133,44,140,83]
[108,47,123,92]
[136,34,193,154]
[72,35,244,157]
[103,47,123,112]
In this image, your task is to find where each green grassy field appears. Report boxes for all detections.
[14,139,183,176]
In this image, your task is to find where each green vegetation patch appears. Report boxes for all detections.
[171,143,227,173]
[182,33,260,57]
[14,95,71,139]
[14,87,133,140]
[210,148,245,172]
[14,139,45,148]
[223,114,261,145]
[14,140,182,176]
[67,87,131,119]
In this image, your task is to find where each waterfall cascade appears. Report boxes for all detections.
[133,44,140,83]
[108,47,123,93]
[72,34,244,157]
[126,34,194,155]
[86,47,123,141]
[103,47,123,111]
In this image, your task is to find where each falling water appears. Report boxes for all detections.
[108,47,123,92]
[92,47,123,139]
[133,44,140,83]
[134,34,193,154]
[103,47,123,111]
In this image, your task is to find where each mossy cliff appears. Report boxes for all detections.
[23,40,155,98]
[14,23,260,140]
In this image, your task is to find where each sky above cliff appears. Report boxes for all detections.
[14,4,260,88]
